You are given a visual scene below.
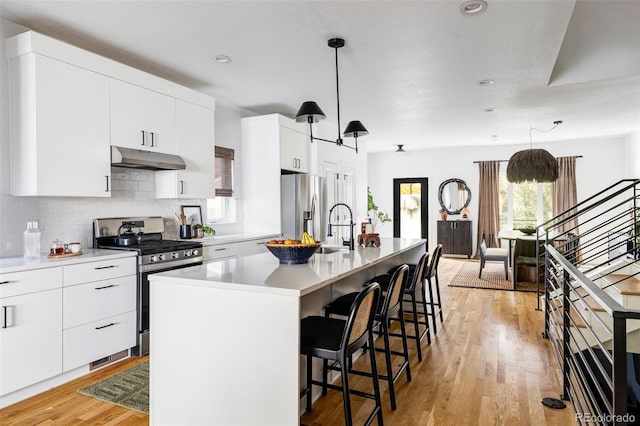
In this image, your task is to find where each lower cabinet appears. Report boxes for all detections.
[62,257,137,371]
[0,288,63,396]
[0,256,136,398]
[437,220,473,258]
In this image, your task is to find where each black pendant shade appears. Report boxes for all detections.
[295,37,367,154]
[506,121,562,183]
[506,148,559,183]
[295,101,326,124]
[343,121,368,138]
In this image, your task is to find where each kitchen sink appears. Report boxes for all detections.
[317,246,347,254]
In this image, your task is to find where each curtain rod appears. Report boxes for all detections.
[472,155,583,164]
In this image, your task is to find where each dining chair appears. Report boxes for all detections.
[479,239,509,280]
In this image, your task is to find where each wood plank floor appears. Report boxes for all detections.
[0,258,576,425]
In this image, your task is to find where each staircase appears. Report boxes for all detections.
[540,179,640,425]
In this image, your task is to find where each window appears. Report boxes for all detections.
[207,147,236,223]
[499,173,552,230]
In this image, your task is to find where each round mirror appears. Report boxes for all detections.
[438,178,471,215]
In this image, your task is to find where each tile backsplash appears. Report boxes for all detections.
[0,168,232,258]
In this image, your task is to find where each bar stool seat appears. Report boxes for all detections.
[300,283,383,426]
[324,264,412,410]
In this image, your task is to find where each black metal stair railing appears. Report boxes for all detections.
[538,179,640,425]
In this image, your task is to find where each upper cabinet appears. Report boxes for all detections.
[8,53,111,197]
[155,100,215,199]
[279,125,309,173]
[110,79,176,154]
[6,31,215,198]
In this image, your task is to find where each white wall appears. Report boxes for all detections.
[367,136,629,256]
[627,130,640,178]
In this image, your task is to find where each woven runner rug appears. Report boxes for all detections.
[449,260,537,292]
[78,360,149,414]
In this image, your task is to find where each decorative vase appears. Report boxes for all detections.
[440,210,447,221]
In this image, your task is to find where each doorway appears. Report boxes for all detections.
[393,178,428,239]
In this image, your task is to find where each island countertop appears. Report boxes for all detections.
[150,237,425,297]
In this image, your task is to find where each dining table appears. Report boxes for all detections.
[497,229,568,266]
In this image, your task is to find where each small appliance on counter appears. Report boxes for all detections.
[93,216,203,356]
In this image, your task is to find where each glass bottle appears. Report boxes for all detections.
[23,220,41,258]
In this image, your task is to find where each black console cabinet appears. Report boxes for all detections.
[437,220,472,258]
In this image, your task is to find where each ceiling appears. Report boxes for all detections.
[1,0,639,153]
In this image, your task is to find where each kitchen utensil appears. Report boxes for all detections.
[179,224,192,239]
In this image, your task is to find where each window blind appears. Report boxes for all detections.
[215,146,234,197]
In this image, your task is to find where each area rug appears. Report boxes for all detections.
[78,360,149,414]
[449,261,537,292]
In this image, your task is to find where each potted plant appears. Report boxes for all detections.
[193,224,215,238]
[367,187,391,232]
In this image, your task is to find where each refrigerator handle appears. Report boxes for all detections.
[310,194,317,235]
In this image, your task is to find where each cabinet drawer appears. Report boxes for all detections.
[0,267,62,298]
[63,276,136,329]
[63,310,136,372]
[204,239,270,262]
[63,257,136,286]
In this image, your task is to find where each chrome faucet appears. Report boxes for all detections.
[327,202,355,250]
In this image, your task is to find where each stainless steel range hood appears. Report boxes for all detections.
[111,146,186,170]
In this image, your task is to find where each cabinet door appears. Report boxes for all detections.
[146,89,176,154]
[0,288,63,396]
[457,221,473,258]
[156,100,214,198]
[10,54,111,197]
[279,126,308,173]
[110,78,147,150]
[110,80,176,154]
[437,221,455,255]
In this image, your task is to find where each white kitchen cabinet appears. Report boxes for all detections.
[62,257,137,372]
[279,125,309,173]
[241,114,309,234]
[110,78,177,154]
[0,268,63,396]
[155,99,215,198]
[8,54,111,196]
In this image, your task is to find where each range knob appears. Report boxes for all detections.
[172,252,179,259]
[192,249,200,256]
[149,255,157,262]
[184,250,192,257]
[158,254,166,261]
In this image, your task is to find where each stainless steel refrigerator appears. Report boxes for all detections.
[281,174,327,242]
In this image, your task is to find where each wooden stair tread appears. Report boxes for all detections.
[574,287,606,312]
[548,306,588,328]
[603,274,640,295]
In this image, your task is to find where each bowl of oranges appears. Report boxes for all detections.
[265,232,321,264]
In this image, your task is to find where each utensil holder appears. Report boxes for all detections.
[179,225,192,239]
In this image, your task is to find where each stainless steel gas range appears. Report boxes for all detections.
[93,216,203,356]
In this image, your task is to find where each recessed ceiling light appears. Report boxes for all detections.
[477,79,495,86]
[460,0,488,15]
[491,134,499,139]
[211,54,232,64]
[396,144,406,153]
[484,108,497,112]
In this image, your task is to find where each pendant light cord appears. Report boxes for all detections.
[529,120,562,148]
[334,44,342,145]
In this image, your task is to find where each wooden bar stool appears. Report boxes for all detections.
[324,265,412,410]
[300,283,383,426]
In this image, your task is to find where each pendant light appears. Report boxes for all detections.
[396,144,406,152]
[295,38,368,154]
[506,121,562,183]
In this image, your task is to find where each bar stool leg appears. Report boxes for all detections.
[381,319,397,410]
[409,293,423,362]
[306,354,313,412]
[369,331,384,426]
[340,360,353,426]
[419,283,431,345]
[426,276,438,335]
[399,312,412,382]
[435,274,444,323]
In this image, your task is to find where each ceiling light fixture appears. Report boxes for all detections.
[484,107,497,112]
[295,38,367,154]
[477,79,495,86]
[460,0,488,15]
[211,54,231,64]
[396,144,406,152]
[506,120,563,183]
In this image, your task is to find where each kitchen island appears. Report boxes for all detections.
[149,237,426,425]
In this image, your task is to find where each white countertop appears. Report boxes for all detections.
[150,238,425,297]
[0,249,137,273]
